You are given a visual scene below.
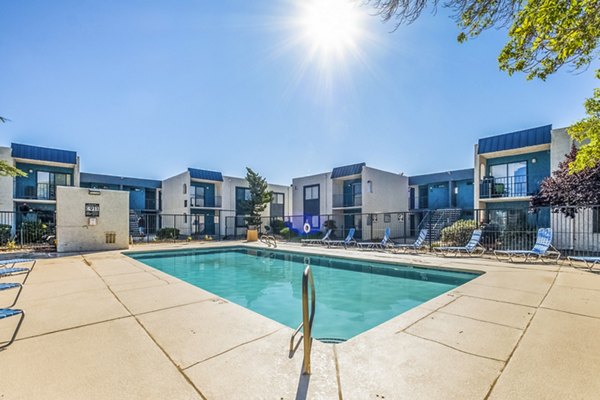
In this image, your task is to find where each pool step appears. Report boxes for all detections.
[316,337,347,344]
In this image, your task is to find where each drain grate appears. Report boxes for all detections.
[316,337,347,344]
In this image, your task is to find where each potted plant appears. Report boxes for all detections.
[239,167,273,242]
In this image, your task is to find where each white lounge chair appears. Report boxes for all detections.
[327,228,357,248]
[434,229,485,257]
[567,256,600,271]
[301,229,332,246]
[494,228,560,263]
[357,227,391,250]
[391,229,428,253]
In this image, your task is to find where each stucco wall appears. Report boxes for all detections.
[291,172,332,216]
[0,147,14,212]
[56,187,129,252]
[550,128,573,172]
[361,167,408,214]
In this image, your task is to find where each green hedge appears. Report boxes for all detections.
[440,220,477,246]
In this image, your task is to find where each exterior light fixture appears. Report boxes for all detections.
[88,189,101,195]
[531,158,537,164]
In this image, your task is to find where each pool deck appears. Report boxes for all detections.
[1,241,599,399]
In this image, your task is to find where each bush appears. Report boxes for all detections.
[279,227,298,239]
[157,228,179,240]
[0,224,11,245]
[270,219,286,234]
[18,221,49,243]
[440,219,477,246]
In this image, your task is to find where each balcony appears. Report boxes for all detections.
[14,183,57,201]
[190,195,222,208]
[333,194,362,208]
[479,175,545,199]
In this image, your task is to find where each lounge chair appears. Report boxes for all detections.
[0,259,36,269]
[434,229,485,257]
[0,308,25,350]
[327,228,357,248]
[357,227,391,250]
[0,283,22,308]
[567,256,600,271]
[390,229,428,253]
[0,267,32,284]
[301,229,332,246]
[494,228,560,263]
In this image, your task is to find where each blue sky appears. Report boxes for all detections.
[0,0,597,184]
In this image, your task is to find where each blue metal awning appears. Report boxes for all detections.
[478,125,552,154]
[80,172,162,189]
[409,168,474,186]
[331,162,365,179]
[188,168,223,181]
[11,143,77,164]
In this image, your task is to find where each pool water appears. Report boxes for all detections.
[127,247,477,341]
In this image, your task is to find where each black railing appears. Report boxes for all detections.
[332,194,362,208]
[14,183,56,200]
[190,195,222,208]
[479,175,545,199]
[0,211,56,250]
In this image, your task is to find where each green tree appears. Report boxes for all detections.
[239,168,273,227]
[0,116,26,177]
[368,0,600,168]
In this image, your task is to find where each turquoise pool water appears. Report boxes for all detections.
[127,247,477,341]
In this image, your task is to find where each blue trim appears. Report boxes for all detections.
[11,143,77,164]
[331,163,365,179]
[188,168,223,182]
[478,125,552,154]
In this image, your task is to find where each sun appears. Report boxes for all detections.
[293,0,368,67]
[298,0,364,57]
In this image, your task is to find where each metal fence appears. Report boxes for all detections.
[225,206,600,257]
[0,211,56,250]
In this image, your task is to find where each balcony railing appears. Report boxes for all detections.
[190,195,222,208]
[332,194,362,208]
[14,183,56,200]
[480,175,545,199]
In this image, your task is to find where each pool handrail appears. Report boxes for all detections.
[290,265,316,375]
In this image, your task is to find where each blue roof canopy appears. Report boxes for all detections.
[409,168,474,186]
[478,125,552,154]
[331,162,365,179]
[80,172,162,189]
[11,143,77,164]
[188,168,223,182]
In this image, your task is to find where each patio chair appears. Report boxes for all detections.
[301,229,332,246]
[0,267,32,284]
[567,256,600,271]
[494,228,560,263]
[433,229,485,257]
[0,283,23,308]
[326,228,357,248]
[0,308,25,350]
[390,229,428,253]
[357,227,392,250]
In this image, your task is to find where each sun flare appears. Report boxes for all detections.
[298,0,364,57]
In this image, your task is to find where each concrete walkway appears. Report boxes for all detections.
[0,242,599,399]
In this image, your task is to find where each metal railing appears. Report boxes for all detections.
[479,175,545,199]
[0,211,56,250]
[332,194,362,208]
[290,265,316,375]
[190,195,222,208]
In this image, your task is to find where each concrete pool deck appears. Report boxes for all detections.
[1,241,599,399]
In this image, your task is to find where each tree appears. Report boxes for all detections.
[239,168,273,227]
[531,145,600,216]
[368,0,600,167]
[0,116,26,177]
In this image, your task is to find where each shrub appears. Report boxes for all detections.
[0,224,11,245]
[270,219,286,234]
[279,227,298,239]
[440,219,477,246]
[18,221,49,243]
[157,228,179,240]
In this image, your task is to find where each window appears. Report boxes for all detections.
[594,208,600,234]
[304,185,319,200]
[384,214,391,223]
[183,184,187,195]
[36,171,72,200]
[235,187,252,227]
[271,192,285,219]
[489,161,527,197]
[184,200,187,207]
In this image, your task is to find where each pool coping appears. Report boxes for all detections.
[2,240,600,399]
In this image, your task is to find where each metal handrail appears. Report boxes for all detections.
[290,265,316,375]
[260,234,277,248]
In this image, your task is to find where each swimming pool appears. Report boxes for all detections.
[127,247,478,341]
